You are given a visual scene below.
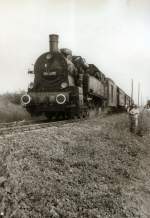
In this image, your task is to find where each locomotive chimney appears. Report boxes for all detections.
[49,34,59,53]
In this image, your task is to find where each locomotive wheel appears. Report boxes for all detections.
[78,111,85,119]
[57,112,65,120]
[80,112,84,119]
[85,110,89,118]
[65,113,71,120]
[82,111,87,119]
[86,110,90,118]
[45,113,52,120]
[45,112,57,121]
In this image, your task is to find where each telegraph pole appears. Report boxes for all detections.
[140,92,142,107]
[131,79,133,104]
[138,82,140,107]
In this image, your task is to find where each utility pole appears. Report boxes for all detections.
[138,82,140,107]
[131,79,133,104]
[140,92,142,107]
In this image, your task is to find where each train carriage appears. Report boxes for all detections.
[117,87,126,108]
[105,78,117,108]
[125,94,131,107]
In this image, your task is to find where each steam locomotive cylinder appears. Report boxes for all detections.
[49,34,59,53]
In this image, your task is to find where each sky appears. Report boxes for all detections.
[0,0,150,104]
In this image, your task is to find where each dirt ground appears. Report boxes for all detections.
[0,112,150,218]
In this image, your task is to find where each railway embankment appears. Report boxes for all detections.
[0,113,150,217]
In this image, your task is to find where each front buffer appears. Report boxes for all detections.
[21,88,88,119]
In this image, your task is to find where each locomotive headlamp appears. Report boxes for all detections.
[46,54,51,60]
[56,94,66,104]
[28,82,34,89]
[61,82,68,89]
[21,94,31,105]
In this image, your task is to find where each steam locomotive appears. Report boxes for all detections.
[21,34,132,119]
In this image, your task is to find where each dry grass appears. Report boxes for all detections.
[0,112,150,217]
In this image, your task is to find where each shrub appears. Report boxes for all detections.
[0,91,30,122]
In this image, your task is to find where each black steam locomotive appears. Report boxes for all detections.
[21,34,132,119]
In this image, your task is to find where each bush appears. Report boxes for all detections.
[0,91,26,105]
[0,91,30,122]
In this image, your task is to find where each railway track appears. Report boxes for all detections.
[0,110,108,137]
[0,118,80,136]
[0,119,39,128]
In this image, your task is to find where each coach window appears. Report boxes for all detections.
[111,85,113,102]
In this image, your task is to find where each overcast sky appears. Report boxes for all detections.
[0,0,150,104]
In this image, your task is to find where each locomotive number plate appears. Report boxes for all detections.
[43,71,56,76]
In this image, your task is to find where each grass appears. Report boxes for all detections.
[0,112,150,217]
